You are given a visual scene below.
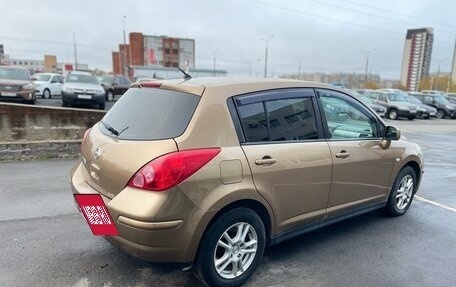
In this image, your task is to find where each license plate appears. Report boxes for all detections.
[430,112,436,116]
[74,194,119,236]
[410,110,416,113]
[1,92,16,97]
[78,95,92,99]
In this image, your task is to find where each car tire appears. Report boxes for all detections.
[436,109,446,119]
[388,109,398,120]
[193,208,266,287]
[99,103,105,110]
[43,89,51,99]
[384,166,417,217]
[106,90,114,102]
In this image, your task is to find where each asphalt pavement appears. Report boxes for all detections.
[0,119,455,287]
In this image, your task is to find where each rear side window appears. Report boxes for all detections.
[236,90,319,143]
[99,88,200,140]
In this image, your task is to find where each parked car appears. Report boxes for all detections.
[445,95,456,105]
[61,71,106,109]
[0,66,36,104]
[351,91,386,117]
[420,90,447,96]
[70,78,423,287]
[98,75,131,101]
[32,73,64,99]
[404,95,436,119]
[412,93,456,119]
[366,91,418,120]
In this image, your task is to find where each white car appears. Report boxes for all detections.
[32,73,64,99]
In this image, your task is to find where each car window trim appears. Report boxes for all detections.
[315,88,384,141]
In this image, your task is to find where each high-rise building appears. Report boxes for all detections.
[400,28,434,91]
[112,33,195,75]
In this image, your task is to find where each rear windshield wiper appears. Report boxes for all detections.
[100,120,129,137]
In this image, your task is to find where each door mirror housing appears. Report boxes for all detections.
[384,126,401,141]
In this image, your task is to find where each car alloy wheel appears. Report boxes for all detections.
[388,109,398,120]
[43,89,51,99]
[214,222,258,279]
[436,109,445,119]
[193,208,265,287]
[106,90,114,102]
[395,175,413,210]
[384,166,416,217]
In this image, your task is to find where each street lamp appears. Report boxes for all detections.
[213,49,218,77]
[262,36,274,78]
[122,15,127,77]
[361,48,376,87]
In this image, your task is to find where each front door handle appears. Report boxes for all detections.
[335,150,350,159]
[255,157,276,165]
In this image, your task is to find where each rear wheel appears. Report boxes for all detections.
[384,166,417,217]
[388,109,398,120]
[193,208,265,287]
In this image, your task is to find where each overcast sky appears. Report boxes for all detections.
[1,0,455,79]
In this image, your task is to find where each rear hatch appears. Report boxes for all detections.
[80,85,202,198]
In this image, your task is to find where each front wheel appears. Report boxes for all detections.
[436,109,446,119]
[193,208,265,287]
[388,109,398,120]
[43,89,51,99]
[384,166,417,217]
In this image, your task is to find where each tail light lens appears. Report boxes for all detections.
[128,148,221,191]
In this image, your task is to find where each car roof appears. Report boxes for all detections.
[137,77,344,97]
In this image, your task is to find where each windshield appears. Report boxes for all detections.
[387,93,407,102]
[0,67,29,81]
[34,74,52,81]
[65,74,99,85]
[434,96,450,105]
[406,96,421,104]
[100,88,200,140]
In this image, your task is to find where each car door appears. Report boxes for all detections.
[234,89,333,234]
[316,89,395,217]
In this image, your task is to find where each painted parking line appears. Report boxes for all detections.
[415,195,456,213]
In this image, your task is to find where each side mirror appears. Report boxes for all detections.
[384,126,401,141]
[31,77,37,81]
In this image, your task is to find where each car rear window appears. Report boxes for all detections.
[99,87,200,140]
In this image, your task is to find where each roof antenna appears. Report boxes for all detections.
[178,67,192,80]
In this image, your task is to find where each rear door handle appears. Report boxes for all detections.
[255,158,276,165]
[335,150,350,159]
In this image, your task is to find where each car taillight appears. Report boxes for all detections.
[128,148,221,191]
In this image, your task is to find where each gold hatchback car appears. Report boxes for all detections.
[70,78,423,287]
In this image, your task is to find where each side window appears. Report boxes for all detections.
[318,90,379,139]
[378,93,387,102]
[265,98,318,141]
[237,102,268,142]
[51,75,58,83]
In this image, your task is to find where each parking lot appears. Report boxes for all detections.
[0,118,455,287]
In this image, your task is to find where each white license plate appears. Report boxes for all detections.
[410,110,417,113]
[1,92,16,97]
[430,112,436,116]
[78,95,92,99]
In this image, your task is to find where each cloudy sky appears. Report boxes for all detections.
[1,0,455,79]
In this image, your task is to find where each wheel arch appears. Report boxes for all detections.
[189,199,273,262]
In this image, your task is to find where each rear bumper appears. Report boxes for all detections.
[69,161,209,263]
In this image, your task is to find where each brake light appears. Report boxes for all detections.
[140,81,161,88]
[128,148,221,191]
